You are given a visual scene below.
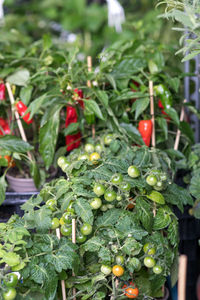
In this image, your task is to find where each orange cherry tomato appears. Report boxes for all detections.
[112,265,124,277]
[123,282,139,298]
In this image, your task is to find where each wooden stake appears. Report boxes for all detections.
[56,228,67,300]
[174,100,187,151]
[149,81,156,147]
[72,219,76,300]
[87,56,95,138]
[6,82,32,160]
[178,255,187,300]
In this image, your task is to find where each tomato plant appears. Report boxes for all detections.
[112,265,124,277]
[123,282,139,299]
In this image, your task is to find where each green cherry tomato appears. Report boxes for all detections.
[144,257,156,268]
[4,273,18,288]
[146,175,157,186]
[77,233,87,244]
[93,183,105,196]
[143,243,156,255]
[119,182,131,192]
[95,144,103,153]
[128,166,140,178]
[85,143,95,153]
[3,288,16,300]
[67,202,75,213]
[153,265,163,274]
[51,218,60,229]
[60,224,72,236]
[101,265,112,275]
[46,199,57,211]
[111,173,123,185]
[78,153,89,161]
[115,255,125,265]
[100,204,108,212]
[90,197,102,209]
[81,223,92,236]
[104,189,117,202]
[57,156,70,169]
[104,134,113,145]
[116,195,122,201]
[62,212,75,224]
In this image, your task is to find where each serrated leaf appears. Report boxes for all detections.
[30,263,49,284]
[96,208,122,227]
[34,207,52,232]
[168,217,178,246]
[153,208,171,230]
[121,237,142,255]
[135,198,153,233]
[120,123,145,145]
[83,237,105,252]
[98,247,111,262]
[0,175,7,205]
[74,198,94,225]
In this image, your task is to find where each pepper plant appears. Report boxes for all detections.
[0,134,193,299]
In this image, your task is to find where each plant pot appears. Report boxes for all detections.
[157,287,170,300]
[6,173,38,193]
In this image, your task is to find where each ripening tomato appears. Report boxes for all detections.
[89,152,100,164]
[123,282,139,299]
[112,265,124,277]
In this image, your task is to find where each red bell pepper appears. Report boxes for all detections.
[16,101,33,124]
[73,88,84,109]
[0,83,6,101]
[138,120,152,147]
[65,106,81,151]
[0,118,11,135]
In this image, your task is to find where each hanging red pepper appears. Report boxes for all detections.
[0,118,11,135]
[158,99,170,121]
[16,101,33,124]
[73,88,84,109]
[0,82,6,101]
[65,106,81,151]
[138,120,152,147]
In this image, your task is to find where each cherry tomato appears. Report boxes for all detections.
[100,204,108,212]
[67,202,75,213]
[46,199,57,211]
[112,265,124,277]
[115,255,124,265]
[4,273,18,288]
[90,197,102,209]
[60,224,72,236]
[95,144,103,153]
[144,257,156,268]
[93,183,105,196]
[143,243,156,255]
[111,173,123,185]
[3,288,16,300]
[78,153,89,160]
[107,204,114,209]
[89,152,100,164]
[80,223,92,235]
[128,166,140,178]
[85,143,95,153]
[146,175,157,186]
[153,265,163,274]
[120,182,131,192]
[62,212,75,224]
[76,233,87,244]
[116,195,122,201]
[104,134,113,145]
[51,218,60,229]
[104,190,117,202]
[59,217,65,225]
[57,157,70,169]
[101,265,112,275]
[123,282,139,299]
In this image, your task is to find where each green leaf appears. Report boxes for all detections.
[0,136,33,153]
[135,198,153,233]
[0,175,7,205]
[84,99,105,120]
[168,217,178,246]
[165,107,179,126]
[95,90,108,108]
[43,34,52,51]
[7,69,30,86]
[182,50,200,62]
[132,97,150,120]
[189,174,200,199]
[83,237,105,252]
[148,60,159,74]
[29,94,47,118]
[30,161,41,188]
[20,85,33,105]
[180,121,194,143]
[34,207,52,232]
[2,252,20,266]
[120,123,145,145]
[157,117,168,140]
[74,198,94,225]
[121,237,142,256]
[39,109,61,168]
[153,208,171,230]
[96,208,122,227]
[63,123,79,135]
[98,247,111,262]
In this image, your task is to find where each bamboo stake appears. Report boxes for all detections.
[56,228,67,300]
[178,255,187,300]
[149,81,155,147]
[6,82,32,160]
[72,219,76,300]
[87,56,95,139]
[174,100,187,151]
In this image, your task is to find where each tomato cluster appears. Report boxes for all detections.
[1,273,19,300]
